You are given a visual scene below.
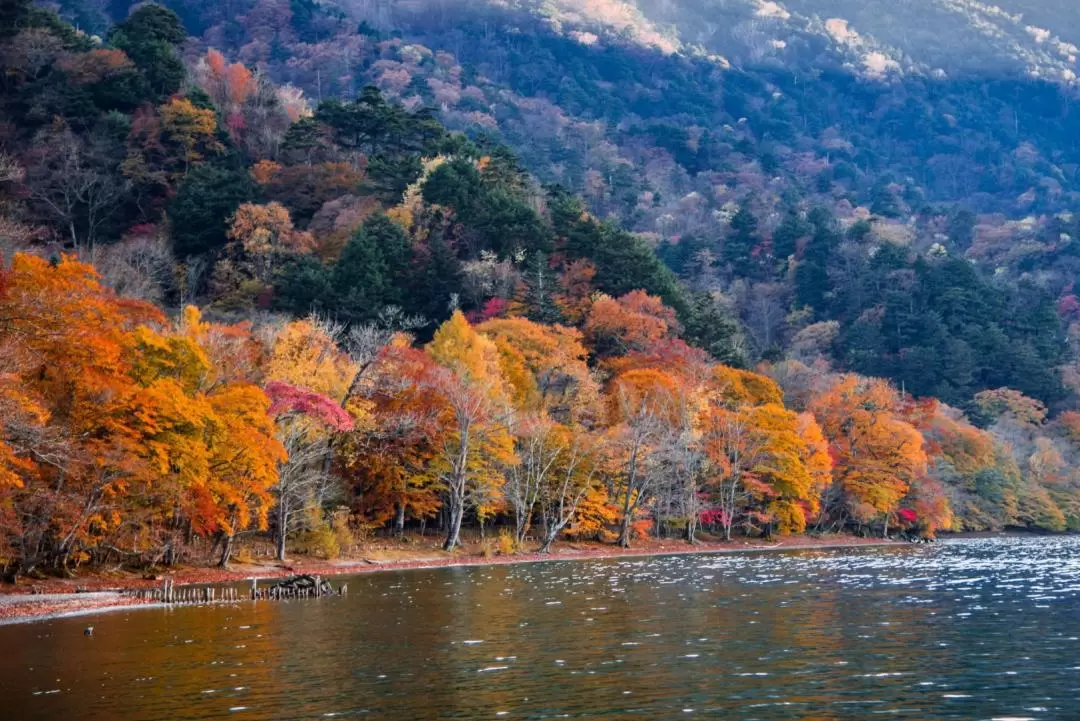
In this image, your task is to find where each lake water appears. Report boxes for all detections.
[2,537,1079,720]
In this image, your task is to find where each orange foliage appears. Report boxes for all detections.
[584,290,678,357]
[0,255,284,569]
[809,375,928,525]
[554,259,597,323]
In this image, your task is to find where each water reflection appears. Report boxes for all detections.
[2,537,1078,719]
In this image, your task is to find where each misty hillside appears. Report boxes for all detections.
[630,0,1080,81]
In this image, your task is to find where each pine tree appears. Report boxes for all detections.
[517,251,564,324]
[724,207,759,276]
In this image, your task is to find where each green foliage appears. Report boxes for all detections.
[551,191,688,316]
[331,213,412,323]
[516,251,564,325]
[724,208,760,277]
[682,292,744,368]
[108,4,186,101]
[170,162,254,257]
[316,86,445,198]
[422,158,552,257]
[837,255,1065,406]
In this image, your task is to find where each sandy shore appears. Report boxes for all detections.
[0,535,905,625]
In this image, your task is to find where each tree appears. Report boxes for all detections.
[477,316,598,421]
[332,213,412,324]
[197,384,287,567]
[265,381,353,560]
[607,368,683,547]
[23,120,126,250]
[159,97,223,175]
[343,335,444,534]
[512,251,564,324]
[584,290,679,359]
[224,201,313,284]
[107,4,186,101]
[724,207,761,276]
[536,426,606,552]
[169,162,254,257]
[426,311,514,550]
[810,375,928,536]
[263,317,357,559]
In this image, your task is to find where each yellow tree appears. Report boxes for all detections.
[131,309,286,567]
[159,97,223,175]
[263,317,359,558]
[697,366,829,539]
[478,317,603,546]
[427,311,515,550]
[199,384,286,567]
[535,422,608,553]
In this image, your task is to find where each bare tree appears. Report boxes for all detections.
[506,416,563,545]
[273,415,342,560]
[24,123,127,251]
[91,233,174,303]
[537,431,605,553]
[610,382,671,548]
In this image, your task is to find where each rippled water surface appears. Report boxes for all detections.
[3,537,1080,720]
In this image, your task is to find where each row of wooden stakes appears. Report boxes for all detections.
[125,576,348,605]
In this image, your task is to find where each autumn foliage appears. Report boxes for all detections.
[0,250,990,574]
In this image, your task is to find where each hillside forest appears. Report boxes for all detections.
[2,2,1080,576]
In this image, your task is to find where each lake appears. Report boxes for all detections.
[1,537,1078,720]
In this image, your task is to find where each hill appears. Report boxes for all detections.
[3,2,1080,578]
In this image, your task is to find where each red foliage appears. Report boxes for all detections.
[466,297,509,324]
[265,380,354,431]
[1058,294,1080,319]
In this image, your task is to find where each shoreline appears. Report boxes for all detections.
[0,535,906,626]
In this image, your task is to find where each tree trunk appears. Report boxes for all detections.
[276,507,288,561]
[276,522,287,561]
[219,533,235,568]
[618,485,635,548]
[443,495,464,551]
[395,502,406,538]
[538,526,559,554]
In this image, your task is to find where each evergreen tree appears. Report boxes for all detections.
[516,251,564,324]
[331,213,413,323]
[724,207,759,276]
[682,292,744,367]
[169,163,253,257]
[274,255,333,316]
[108,4,186,101]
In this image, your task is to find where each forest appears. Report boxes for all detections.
[2,2,1080,578]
